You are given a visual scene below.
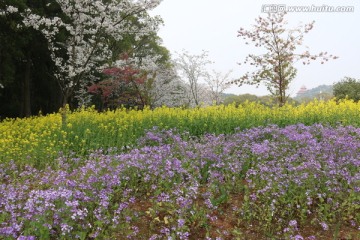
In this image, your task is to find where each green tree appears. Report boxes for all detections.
[223,93,259,106]
[333,77,360,102]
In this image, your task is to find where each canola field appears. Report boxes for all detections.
[0,100,359,239]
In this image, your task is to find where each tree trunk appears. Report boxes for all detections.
[60,89,71,128]
[0,47,2,86]
[23,52,32,117]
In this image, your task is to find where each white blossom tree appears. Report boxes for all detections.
[149,66,188,108]
[175,50,213,106]
[16,0,162,106]
[205,70,232,105]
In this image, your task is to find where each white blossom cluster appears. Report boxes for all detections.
[0,5,18,16]
[16,0,162,103]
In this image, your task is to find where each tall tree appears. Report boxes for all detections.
[233,12,338,106]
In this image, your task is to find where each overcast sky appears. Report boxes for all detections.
[150,0,360,96]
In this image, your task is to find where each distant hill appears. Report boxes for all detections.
[294,85,333,101]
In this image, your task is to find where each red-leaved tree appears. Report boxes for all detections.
[88,55,148,110]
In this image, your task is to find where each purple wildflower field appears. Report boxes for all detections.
[0,124,359,239]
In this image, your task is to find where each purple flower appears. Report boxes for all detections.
[157,192,170,202]
[177,231,190,240]
[320,222,329,231]
[289,220,297,228]
[60,223,73,235]
[17,236,36,240]
[177,219,185,228]
[160,227,170,235]
[1,123,359,239]
[292,235,304,240]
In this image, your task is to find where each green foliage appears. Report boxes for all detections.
[333,77,360,102]
[223,93,298,107]
[223,93,259,106]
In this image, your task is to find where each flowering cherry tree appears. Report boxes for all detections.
[16,0,162,106]
[205,70,232,105]
[175,50,213,106]
[234,12,338,106]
